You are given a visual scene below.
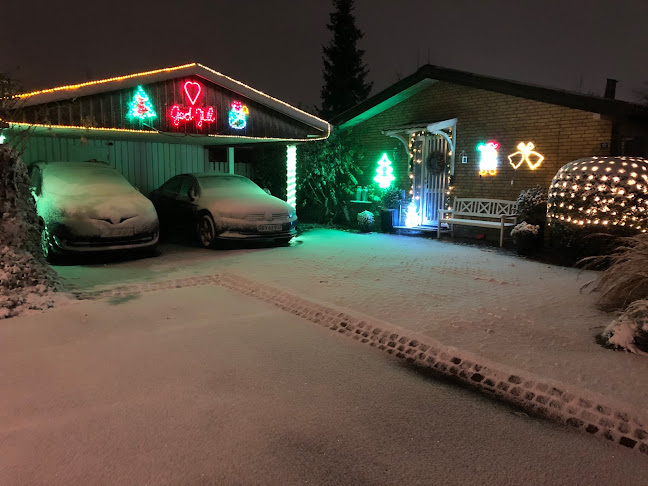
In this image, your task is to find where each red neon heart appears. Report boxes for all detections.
[183,81,202,105]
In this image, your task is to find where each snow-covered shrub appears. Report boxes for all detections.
[380,187,404,209]
[548,157,648,262]
[516,185,547,224]
[511,221,539,236]
[548,156,648,234]
[297,130,363,225]
[0,245,55,318]
[357,210,374,232]
[598,299,648,355]
[582,234,648,311]
[0,146,58,318]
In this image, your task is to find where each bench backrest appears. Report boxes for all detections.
[452,198,518,218]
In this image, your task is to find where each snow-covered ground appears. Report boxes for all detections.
[4,286,647,485]
[53,229,647,419]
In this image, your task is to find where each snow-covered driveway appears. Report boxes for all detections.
[5,286,647,484]
[55,228,647,418]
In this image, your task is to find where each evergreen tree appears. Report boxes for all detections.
[320,0,372,120]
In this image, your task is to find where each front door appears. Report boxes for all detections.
[420,134,450,227]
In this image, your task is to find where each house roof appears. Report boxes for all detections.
[332,64,648,130]
[16,62,330,134]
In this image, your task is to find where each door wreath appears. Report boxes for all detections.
[426,151,447,175]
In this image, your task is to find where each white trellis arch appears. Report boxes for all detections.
[383,118,457,228]
[426,118,457,175]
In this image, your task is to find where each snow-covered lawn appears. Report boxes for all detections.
[53,229,647,419]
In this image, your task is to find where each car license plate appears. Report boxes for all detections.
[257,224,282,232]
[111,227,134,237]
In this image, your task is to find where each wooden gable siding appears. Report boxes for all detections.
[21,135,252,195]
[18,76,317,140]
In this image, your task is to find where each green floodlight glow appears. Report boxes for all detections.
[0,134,5,144]
[127,86,157,121]
[374,153,395,189]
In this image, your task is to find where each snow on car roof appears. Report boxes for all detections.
[189,172,247,179]
[38,161,113,171]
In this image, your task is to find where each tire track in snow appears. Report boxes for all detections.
[70,272,648,456]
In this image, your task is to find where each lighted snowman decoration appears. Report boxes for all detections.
[477,141,499,176]
[228,101,250,129]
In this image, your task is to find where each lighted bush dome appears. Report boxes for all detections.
[547,156,648,233]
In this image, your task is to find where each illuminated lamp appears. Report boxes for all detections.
[477,141,499,176]
[286,145,297,209]
[548,156,648,233]
[404,201,420,228]
[508,142,545,170]
[0,133,5,144]
[228,101,250,129]
[374,153,395,189]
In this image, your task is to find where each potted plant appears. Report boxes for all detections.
[511,221,541,255]
[357,210,375,232]
[379,187,404,232]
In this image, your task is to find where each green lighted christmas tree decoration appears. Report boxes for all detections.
[127,86,157,121]
[374,153,395,188]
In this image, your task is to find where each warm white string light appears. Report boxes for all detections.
[548,156,648,232]
[286,145,297,209]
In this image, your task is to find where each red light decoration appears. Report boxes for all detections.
[184,81,201,105]
[169,81,216,129]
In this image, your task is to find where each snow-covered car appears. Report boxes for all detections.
[149,172,297,247]
[30,161,159,261]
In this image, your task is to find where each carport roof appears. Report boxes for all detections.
[16,63,329,134]
[5,63,330,145]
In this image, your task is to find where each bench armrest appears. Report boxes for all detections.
[438,209,453,215]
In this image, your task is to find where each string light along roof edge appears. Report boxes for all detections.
[2,120,329,144]
[16,62,330,135]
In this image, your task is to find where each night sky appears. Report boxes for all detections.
[3,0,647,111]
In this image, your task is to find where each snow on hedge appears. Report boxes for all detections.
[0,146,58,319]
[600,299,648,355]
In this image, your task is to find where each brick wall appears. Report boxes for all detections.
[349,82,613,201]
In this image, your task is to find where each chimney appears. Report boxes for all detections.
[604,78,617,99]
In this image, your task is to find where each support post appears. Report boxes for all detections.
[227,147,235,174]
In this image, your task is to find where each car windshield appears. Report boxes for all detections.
[197,175,267,196]
[43,166,137,197]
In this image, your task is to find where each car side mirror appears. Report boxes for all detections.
[188,188,197,202]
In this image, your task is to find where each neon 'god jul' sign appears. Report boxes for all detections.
[169,81,216,129]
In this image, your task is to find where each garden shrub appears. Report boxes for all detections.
[297,130,363,225]
[581,234,648,354]
[0,146,58,318]
[357,210,374,232]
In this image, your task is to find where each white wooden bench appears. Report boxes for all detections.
[438,198,518,247]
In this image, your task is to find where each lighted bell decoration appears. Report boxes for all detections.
[508,142,545,170]
[547,156,648,232]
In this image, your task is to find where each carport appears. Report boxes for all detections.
[4,63,330,207]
